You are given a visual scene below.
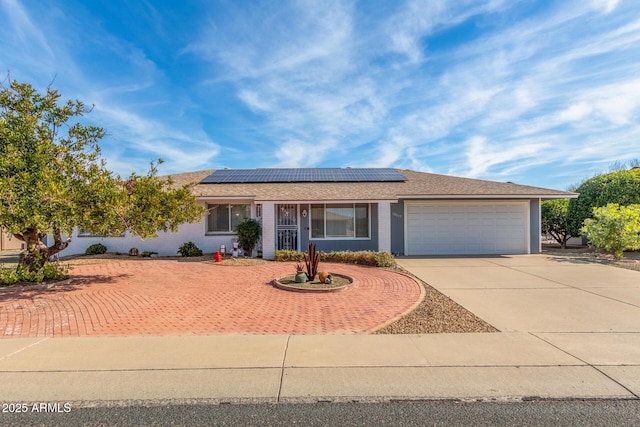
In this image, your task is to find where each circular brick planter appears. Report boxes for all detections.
[271,273,354,293]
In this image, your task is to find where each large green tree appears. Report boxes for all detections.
[0,79,205,270]
[567,169,640,236]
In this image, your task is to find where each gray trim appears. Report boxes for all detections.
[529,198,541,254]
[390,201,405,256]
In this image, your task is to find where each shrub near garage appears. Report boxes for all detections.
[567,169,640,236]
[582,203,640,259]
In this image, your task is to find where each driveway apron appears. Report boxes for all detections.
[397,255,640,333]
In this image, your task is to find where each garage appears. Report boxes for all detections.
[405,201,529,255]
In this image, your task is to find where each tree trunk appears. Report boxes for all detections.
[16,229,48,271]
[15,227,71,271]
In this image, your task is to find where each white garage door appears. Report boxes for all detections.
[405,202,529,255]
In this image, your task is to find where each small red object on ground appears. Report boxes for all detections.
[214,251,222,262]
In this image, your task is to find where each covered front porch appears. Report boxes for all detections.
[260,202,392,260]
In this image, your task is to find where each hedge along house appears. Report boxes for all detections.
[61,168,576,259]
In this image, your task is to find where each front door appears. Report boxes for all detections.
[276,204,298,250]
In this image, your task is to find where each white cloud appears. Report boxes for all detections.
[237,89,271,113]
[589,79,640,125]
[464,136,549,178]
[592,0,620,14]
[558,103,593,122]
[0,0,54,59]
[274,138,338,168]
[384,0,510,64]
[92,103,220,175]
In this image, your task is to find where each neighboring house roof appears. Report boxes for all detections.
[167,168,576,201]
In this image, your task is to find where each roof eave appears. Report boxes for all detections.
[254,198,399,204]
[399,194,578,199]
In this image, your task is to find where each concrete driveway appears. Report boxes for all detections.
[397,255,640,333]
[397,255,640,399]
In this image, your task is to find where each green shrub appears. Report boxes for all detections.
[275,249,395,267]
[1,262,68,286]
[329,251,395,267]
[85,243,107,255]
[582,203,640,258]
[567,169,640,236]
[141,251,158,258]
[234,219,262,257]
[275,250,304,262]
[177,241,203,257]
[374,251,396,268]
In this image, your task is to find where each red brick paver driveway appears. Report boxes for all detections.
[0,261,422,337]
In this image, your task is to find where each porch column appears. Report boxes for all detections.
[377,201,391,253]
[261,202,276,260]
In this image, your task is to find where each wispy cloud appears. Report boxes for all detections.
[92,101,220,175]
[464,136,550,178]
[2,0,638,189]
[0,0,59,81]
[593,0,620,14]
[0,0,222,176]
[190,1,639,185]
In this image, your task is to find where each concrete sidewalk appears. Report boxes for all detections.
[0,333,638,404]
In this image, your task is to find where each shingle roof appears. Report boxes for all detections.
[166,168,576,201]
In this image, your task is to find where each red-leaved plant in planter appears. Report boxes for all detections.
[304,243,320,281]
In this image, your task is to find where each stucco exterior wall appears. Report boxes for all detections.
[62,218,239,257]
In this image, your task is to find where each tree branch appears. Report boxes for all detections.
[47,227,72,257]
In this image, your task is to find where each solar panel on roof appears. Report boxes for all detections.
[200,168,407,184]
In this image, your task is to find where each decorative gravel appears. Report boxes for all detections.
[374,266,498,334]
[543,246,640,272]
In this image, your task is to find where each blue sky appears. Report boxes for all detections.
[1,0,639,190]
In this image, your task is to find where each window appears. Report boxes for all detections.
[207,204,251,233]
[77,228,124,238]
[310,203,370,239]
